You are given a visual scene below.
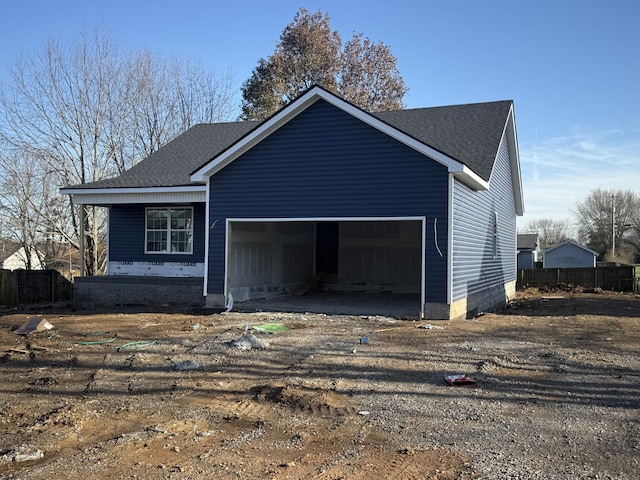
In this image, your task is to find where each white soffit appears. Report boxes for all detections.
[60,187,206,205]
[452,167,489,191]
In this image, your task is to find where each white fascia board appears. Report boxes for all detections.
[60,185,207,205]
[190,86,483,185]
[491,105,524,215]
[452,166,490,191]
[505,104,525,216]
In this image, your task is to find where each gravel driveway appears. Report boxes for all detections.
[1,290,638,479]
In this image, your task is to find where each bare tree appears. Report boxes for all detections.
[627,203,640,261]
[522,218,573,247]
[0,151,56,269]
[0,26,234,275]
[126,51,234,167]
[339,33,406,111]
[0,31,118,274]
[240,8,406,120]
[574,188,639,260]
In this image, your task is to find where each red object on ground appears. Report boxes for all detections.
[444,374,476,385]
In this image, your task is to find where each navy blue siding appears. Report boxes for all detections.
[451,135,517,300]
[109,203,206,263]
[208,99,449,302]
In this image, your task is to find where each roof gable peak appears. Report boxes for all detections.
[190,85,492,190]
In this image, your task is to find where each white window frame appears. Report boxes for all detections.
[145,207,194,254]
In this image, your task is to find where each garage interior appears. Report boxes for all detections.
[226,219,423,318]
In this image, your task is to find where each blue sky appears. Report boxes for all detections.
[1,1,638,231]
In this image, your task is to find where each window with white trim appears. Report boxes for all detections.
[145,207,193,254]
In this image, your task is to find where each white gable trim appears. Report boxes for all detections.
[190,86,489,191]
[544,240,599,256]
[60,186,206,205]
[504,104,524,216]
[482,104,523,216]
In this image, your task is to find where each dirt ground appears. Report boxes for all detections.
[1,289,639,479]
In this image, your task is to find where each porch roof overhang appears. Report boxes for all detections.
[59,185,207,206]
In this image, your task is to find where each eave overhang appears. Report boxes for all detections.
[59,185,207,205]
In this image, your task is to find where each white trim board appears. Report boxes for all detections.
[202,181,212,297]
[61,188,206,205]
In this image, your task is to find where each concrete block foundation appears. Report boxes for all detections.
[425,280,516,320]
[73,276,205,309]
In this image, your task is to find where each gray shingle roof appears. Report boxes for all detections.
[67,121,257,190]
[375,100,512,181]
[517,233,539,250]
[67,99,512,190]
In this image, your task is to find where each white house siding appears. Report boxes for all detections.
[451,135,517,316]
[0,247,44,271]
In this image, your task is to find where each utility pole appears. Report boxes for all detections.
[611,193,616,260]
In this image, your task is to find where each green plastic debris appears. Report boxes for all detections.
[73,335,118,345]
[117,340,157,351]
[253,323,289,333]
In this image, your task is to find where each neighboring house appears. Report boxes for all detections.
[47,247,83,276]
[517,233,540,269]
[543,240,598,268]
[0,246,44,271]
[61,86,524,319]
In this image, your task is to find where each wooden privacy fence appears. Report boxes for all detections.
[0,269,73,306]
[517,265,637,292]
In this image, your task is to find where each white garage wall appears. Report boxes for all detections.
[227,220,422,301]
[228,222,314,300]
[338,221,422,293]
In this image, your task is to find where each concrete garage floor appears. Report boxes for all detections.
[235,292,421,319]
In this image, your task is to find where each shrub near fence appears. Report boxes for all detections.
[517,265,637,292]
[0,269,73,306]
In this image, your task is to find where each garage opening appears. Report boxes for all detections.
[226,218,424,317]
